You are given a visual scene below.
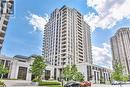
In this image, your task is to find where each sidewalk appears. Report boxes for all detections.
[3,80,47,87]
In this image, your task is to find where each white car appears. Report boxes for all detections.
[111,81,121,85]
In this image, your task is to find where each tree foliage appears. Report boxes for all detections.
[63,64,84,82]
[112,63,128,82]
[63,65,72,81]
[128,74,130,81]
[73,71,84,81]
[0,64,9,75]
[112,63,123,81]
[123,75,128,82]
[30,55,46,81]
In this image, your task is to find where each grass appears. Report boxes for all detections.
[0,78,17,80]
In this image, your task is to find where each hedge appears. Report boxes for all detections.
[39,81,61,86]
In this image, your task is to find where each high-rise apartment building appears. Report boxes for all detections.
[111,27,130,75]
[0,0,13,52]
[43,5,92,66]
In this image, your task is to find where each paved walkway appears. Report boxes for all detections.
[92,84,130,87]
[3,80,46,87]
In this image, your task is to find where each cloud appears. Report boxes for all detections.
[92,43,112,69]
[84,0,130,32]
[26,13,49,33]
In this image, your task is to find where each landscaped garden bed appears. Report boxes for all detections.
[39,81,63,87]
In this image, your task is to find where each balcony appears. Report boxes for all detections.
[62,13,67,17]
[62,49,66,52]
[78,32,82,36]
[3,20,8,25]
[62,23,67,27]
[79,58,83,62]
[78,42,82,46]
[79,51,83,54]
[62,26,67,30]
[78,35,82,39]
[0,45,2,49]
[61,45,66,49]
[78,48,83,51]
[78,44,83,48]
[0,39,4,44]
[78,38,82,42]
[78,28,82,33]
[0,32,5,37]
[62,37,66,41]
[61,53,66,57]
[62,7,67,12]
[62,20,67,24]
[1,26,7,32]
[62,34,66,37]
[62,41,66,44]
[62,30,66,34]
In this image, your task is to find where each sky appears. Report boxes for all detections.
[1,0,130,69]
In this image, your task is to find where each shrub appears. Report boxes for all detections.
[32,78,40,82]
[0,81,4,85]
[39,81,61,86]
[9,78,17,80]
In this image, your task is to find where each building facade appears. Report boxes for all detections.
[0,55,111,84]
[0,0,13,52]
[43,5,92,66]
[76,63,111,84]
[0,55,54,81]
[111,27,130,75]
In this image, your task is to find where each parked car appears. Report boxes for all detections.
[80,81,91,87]
[111,81,121,85]
[64,82,80,87]
[64,81,91,87]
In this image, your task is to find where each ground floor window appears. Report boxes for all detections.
[17,66,27,80]
[45,70,50,80]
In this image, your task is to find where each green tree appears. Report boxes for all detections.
[63,64,84,82]
[30,55,46,81]
[73,72,84,81]
[0,64,9,78]
[128,74,130,81]
[123,75,128,82]
[112,63,123,81]
[71,65,78,76]
[63,65,72,81]
[112,63,129,87]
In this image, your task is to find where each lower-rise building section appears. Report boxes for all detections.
[52,63,111,84]
[0,55,111,84]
